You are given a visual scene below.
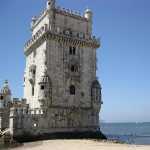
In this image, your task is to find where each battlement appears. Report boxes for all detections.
[31,6,88,30]
[10,107,46,117]
[55,6,87,21]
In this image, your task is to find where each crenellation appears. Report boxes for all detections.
[55,7,84,19]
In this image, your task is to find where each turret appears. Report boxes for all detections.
[47,0,56,10]
[0,80,11,108]
[84,8,93,37]
[31,16,37,29]
[0,80,11,130]
[84,8,93,22]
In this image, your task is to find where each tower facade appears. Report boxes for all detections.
[23,0,102,134]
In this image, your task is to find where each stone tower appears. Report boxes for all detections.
[0,80,11,130]
[23,0,102,134]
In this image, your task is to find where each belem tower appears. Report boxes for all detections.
[0,0,103,140]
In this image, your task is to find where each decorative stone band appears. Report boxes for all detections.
[24,29,100,55]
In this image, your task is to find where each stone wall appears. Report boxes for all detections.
[9,106,100,137]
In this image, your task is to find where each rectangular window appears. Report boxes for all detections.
[32,87,34,96]
[41,85,45,90]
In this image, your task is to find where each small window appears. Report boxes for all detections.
[70,85,75,95]
[0,96,3,100]
[69,46,76,55]
[71,65,78,72]
[74,66,78,72]
[32,87,34,96]
[33,69,36,75]
[73,47,76,55]
[69,46,73,55]
[41,85,45,90]
[71,65,75,72]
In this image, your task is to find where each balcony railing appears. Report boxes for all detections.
[24,24,100,52]
[24,24,48,51]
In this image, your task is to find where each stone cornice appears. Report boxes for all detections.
[24,31,100,55]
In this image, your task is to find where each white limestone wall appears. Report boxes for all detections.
[11,107,99,137]
[34,42,47,108]
[80,47,96,108]
[32,14,49,36]
[24,52,34,105]
[24,42,47,108]
[55,13,90,38]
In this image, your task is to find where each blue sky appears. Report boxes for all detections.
[0,0,150,123]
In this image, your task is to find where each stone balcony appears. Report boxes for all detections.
[24,24,100,54]
[24,24,48,52]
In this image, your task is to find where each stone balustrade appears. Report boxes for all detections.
[32,6,84,30]
[24,24,48,51]
[56,6,83,18]
[24,23,100,53]
[10,107,45,117]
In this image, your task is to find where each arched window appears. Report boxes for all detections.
[69,46,76,55]
[69,46,73,55]
[71,65,75,72]
[71,65,78,72]
[73,47,76,55]
[70,85,75,95]
[32,86,34,96]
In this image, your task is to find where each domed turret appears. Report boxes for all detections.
[31,16,37,28]
[0,80,11,108]
[47,0,56,10]
[84,8,93,21]
[1,80,11,96]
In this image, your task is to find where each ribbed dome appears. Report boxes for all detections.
[85,8,92,13]
[1,80,11,95]
[92,80,101,89]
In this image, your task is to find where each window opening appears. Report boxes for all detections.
[70,85,75,95]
